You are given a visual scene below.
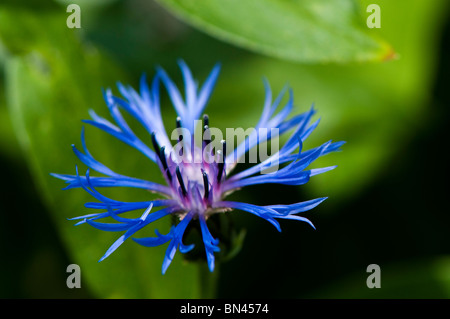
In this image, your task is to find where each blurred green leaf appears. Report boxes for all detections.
[2,8,205,298]
[156,0,394,63]
[301,0,449,202]
[55,0,119,7]
[0,89,19,158]
[203,0,447,205]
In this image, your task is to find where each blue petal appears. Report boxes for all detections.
[139,73,151,105]
[215,201,281,232]
[224,170,311,190]
[74,168,123,205]
[257,82,288,129]
[162,212,194,274]
[179,243,195,253]
[84,199,174,210]
[77,126,118,176]
[276,214,316,230]
[86,219,136,232]
[98,206,175,262]
[178,59,198,115]
[133,227,175,247]
[57,174,170,194]
[194,62,221,119]
[199,216,220,272]
[267,89,293,127]
[256,78,273,127]
[82,118,157,162]
[106,96,136,136]
[157,66,186,119]
[310,166,337,176]
[267,197,327,215]
[226,84,309,166]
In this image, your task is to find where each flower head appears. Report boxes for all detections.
[52,61,344,274]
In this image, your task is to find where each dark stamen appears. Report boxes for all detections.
[217,140,226,182]
[217,153,224,182]
[151,132,160,152]
[203,114,209,127]
[160,146,172,182]
[175,117,184,156]
[203,125,211,150]
[201,169,209,200]
[176,166,187,197]
[221,139,227,158]
[152,133,172,182]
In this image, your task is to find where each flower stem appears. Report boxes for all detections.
[198,262,219,299]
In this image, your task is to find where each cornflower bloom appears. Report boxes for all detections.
[52,61,344,274]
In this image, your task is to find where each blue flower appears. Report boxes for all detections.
[52,61,344,274]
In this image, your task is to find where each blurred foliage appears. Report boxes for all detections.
[1,7,205,299]
[156,0,394,63]
[0,0,449,299]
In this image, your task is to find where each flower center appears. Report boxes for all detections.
[151,115,226,216]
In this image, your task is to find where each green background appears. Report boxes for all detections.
[0,0,449,298]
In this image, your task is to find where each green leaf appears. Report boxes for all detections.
[2,8,207,298]
[199,0,447,206]
[156,0,394,63]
